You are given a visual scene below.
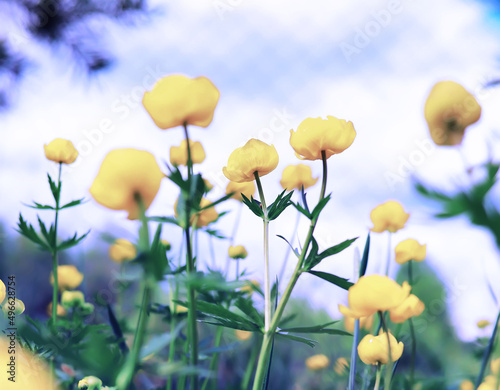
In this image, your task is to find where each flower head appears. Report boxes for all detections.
[389,294,425,323]
[44,138,78,164]
[226,181,256,201]
[338,275,411,318]
[235,330,252,341]
[424,81,481,146]
[477,375,500,390]
[305,354,330,371]
[223,139,279,183]
[2,298,25,316]
[61,290,86,309]
[357,331,404,365]
[491,358,500,375]
[78,376,102,389]
[370,200,409,233]
[0,279,5,304]
[109,239,137,263]
[47,302,67,317]
[228,245,248,260]
[280,164,318,190]
[477,320,491,329]
[334,357,349,375]
[170,140,206,166]
[460,380,475,390]
[290,116,356,161]
[90,149,164,220]
[395,239,426,264]
[51,265,84,291]
[343,314,374,333]
[142,75,220,130]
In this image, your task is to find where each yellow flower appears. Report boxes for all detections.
[51,265,84,291]
[334,357,349,375]
[305,354,330,371]
[344,314,374,333]
[395,239,426,264]
[357,331,404,365]
[90,149,164,220]
[235,330,252,341]
[280,164,318,190]
[228,245,248,259]
[0,336,57,389]
[223,139,279,183]
[47,302,67,317]
[175,197,219,228]
[170,140,206,166]
[0,279,5,304]
[109,239,137,263]
[142,75,220,130]
[241,279,260,295]
[226,181,256,201]
[338,275,411,318]
[161,239,172,251]
[389,294,425,323]
[491,358,500,375]
[424,81,481,146]
[78,376,102,389]
[290,116,356,161]
[477,320,492,329]
[460,379,474,390]
[61,290,85,308]
[2,298,25,316]
[370,200,410,233]
[478,375,500,390]
[44,138,78,164]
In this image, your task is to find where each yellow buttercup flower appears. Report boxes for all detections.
[305,354,330,371]
[51,265,84,291]
[395,239,426,264]
[0,279,5,304]
[78,376,102,389]
[370,200,410,233]
[477,375,500,390]
[226,180,256,201]
[44,138,78,164]
[358,331,404,365]
[477,320,491,329]
[109,239,137,263]
[389,294,425,323]
[2,298,25,316]
[290,116,356,161]
[175,197,219,228]
[161,239,172,251]
[424,81,481,146]
[280,164,318,190]
[343,314,374,333]
[0,337,57,389]
[142,75,220,130]
[47,302,67,317]
[228,245,248,260]
[334,357,349,375]
[223,139,279,183]
[460,379,474,390]
[90,149,164,220]
[338,275,411,318]
[235,330,252,341]
[491,358,500,375]
[170,140,206,166]
[61,290,85,308]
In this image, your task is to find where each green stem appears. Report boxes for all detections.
[51,162,62,325]
[242,338,260,390]
[373,363,382,390]
[254,172,270,332]
[277,206,301,283]
[475,309,500,388]
[201,327,224,390]
[384,232,392,276]
[408,261,416,388]
[252,151,328,390]
[167,275,178,390]
[378,311,392,390]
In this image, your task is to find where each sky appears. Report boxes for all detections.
[1,0,500,341]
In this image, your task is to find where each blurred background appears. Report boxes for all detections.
[1,0,500,352]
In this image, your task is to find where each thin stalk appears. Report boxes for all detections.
[242,339,260,390]
[378,311,392,390]
[408,260,416,388]
[278,207,301,283]
[348,319,360,390]
[254,172,270,331]
[166,274,179,390]
[373,363,382,390]
[51,163,62,324]
[252,152,328,390]
[200,327,224,390]
[225,203,243,276]
[384,232,392,276]
[475,309,500,388]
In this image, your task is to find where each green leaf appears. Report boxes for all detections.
[189,174,206,210]
[37,216,55,248]
[168,167,190,192]
[359,233,370,278]
[276,235,300,259]
[148,216,180,226]
[307,237,358,270]
[139,320,185,360]
[24,202,55,210]
[275,333,317,348]
[149,224,170,281]
[198,193,233,211]
[16,214,50,251]
[267,190,294,220]
[311,193,331,220]
[57,230,90,251]
[203,229,226,239]
[303,237,319,270]
[414,182,450,201]
[234,297,264,328]
[307,270,353,291]
[60,198,86,210]
[280,321,351,336]
[199,319,260,332]
[47,174,61,203]
[241,194,264,218]
[292,201,312,219]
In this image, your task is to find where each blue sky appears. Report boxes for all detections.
[2,0,500,340]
